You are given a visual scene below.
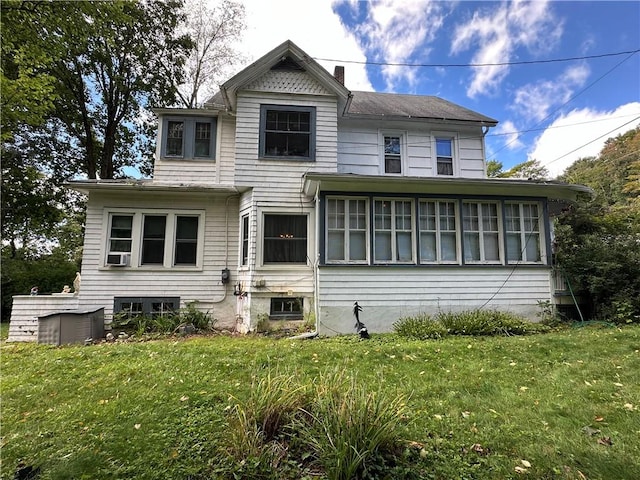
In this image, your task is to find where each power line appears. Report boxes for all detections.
[314,48,640,68]
[487,50,639,159]
[545,116,640,166]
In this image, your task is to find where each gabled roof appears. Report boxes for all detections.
[217,40,351,113]
[346,91,498,125]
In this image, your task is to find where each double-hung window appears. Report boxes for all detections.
[263,214,307,264]
[162,117,216,159]
[326,198,368,262]
[260,105,315,160]
[383,135,402,174]
[435,137,455,175]
[105,211,204,268]
[141,215,167,265]
[505,203,542,263]
[419,200,458,263]
[241,215,249,266]
[374,199,414,263]
[108,215,133,254]
[463,202,501,263]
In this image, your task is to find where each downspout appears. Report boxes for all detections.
[290,183,320,339]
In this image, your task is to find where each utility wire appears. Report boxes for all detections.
[314,49,640,68]
[487,50,639,159]
[545,116,640,166]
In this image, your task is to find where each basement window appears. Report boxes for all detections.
[114,297,180,318]
[270,297,303,320]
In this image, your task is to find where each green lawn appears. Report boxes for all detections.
[1,326,639,479]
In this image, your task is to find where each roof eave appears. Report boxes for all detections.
[302,173,592,201]
[65,179,243,195]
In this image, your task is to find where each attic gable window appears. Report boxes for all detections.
[161,117,216,160]
[260,105,316,160]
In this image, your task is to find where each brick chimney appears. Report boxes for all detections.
[334,66,345,85]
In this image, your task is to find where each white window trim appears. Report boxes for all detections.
[257,209,313,268]
[432,131,459,177]
[102,209,205,270]
[418,199,460,264]
[462,201,503,265]
[325,196,370,264]
[505,202,545,264]
[379,130,407,175]
[373,198,415,264]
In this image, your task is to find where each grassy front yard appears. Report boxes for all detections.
[1,326,639,479]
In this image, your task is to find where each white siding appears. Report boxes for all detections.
[76,191,240,329]
[317,266,552,334]
[153,115,236,185]
[8,294,79,342]
[337,121,487,179]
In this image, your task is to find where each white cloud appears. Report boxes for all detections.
[339,0,447,91]
[529,102,640,177]
[492,120,525,152]
[451,0,563,98]
[512,63,590,122]
[222,0,373,91]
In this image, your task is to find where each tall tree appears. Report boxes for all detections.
[3,1,193,180]
[174,0,246,108]
[486,159,549,180]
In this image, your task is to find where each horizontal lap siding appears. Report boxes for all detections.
[77,192,239,328]
[317,266,551,334]
[338,121,487,179]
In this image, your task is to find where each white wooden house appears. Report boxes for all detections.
[11,40,591,339]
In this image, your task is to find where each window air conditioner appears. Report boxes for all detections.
[106,253,131,266]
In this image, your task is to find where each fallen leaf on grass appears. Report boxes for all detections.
[594,416,604,422]
[515,466,528,474]
[597,436,612,446]
[623,403,635,411]
[470,443,489,456]
[614,382,623,387]
[461,411,471,418]
[180,395,189,402]
[134,424,141,430]
[521,460,532,468]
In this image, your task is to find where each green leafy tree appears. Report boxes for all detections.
[554,127,640,322]
[487,159,549,180]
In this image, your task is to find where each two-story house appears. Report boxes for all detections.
[63,40,589,336]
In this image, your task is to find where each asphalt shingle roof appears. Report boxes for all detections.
[347,91,498,124]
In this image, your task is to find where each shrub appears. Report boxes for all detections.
[393,314,448,340]
[394,310,548,339]
[177,301,216,331]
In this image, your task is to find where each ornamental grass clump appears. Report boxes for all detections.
[297,369,407,480]
[392,313,448,340]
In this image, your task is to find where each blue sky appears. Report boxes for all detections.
[228,0,640,177]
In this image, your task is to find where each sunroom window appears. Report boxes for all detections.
[374,199,413,263]
[419,200,458,263]
[505,203,542,263]
[326,198,368,262]
[463,202,500,263]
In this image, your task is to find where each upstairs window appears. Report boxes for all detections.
[436,137,454,175]
[162,117,216,159]
[260,105,316,160]
[166,121,184,156]
[263,214,307,264]
[384,135,402,174]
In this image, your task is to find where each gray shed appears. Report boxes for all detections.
[37,308,104,345]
